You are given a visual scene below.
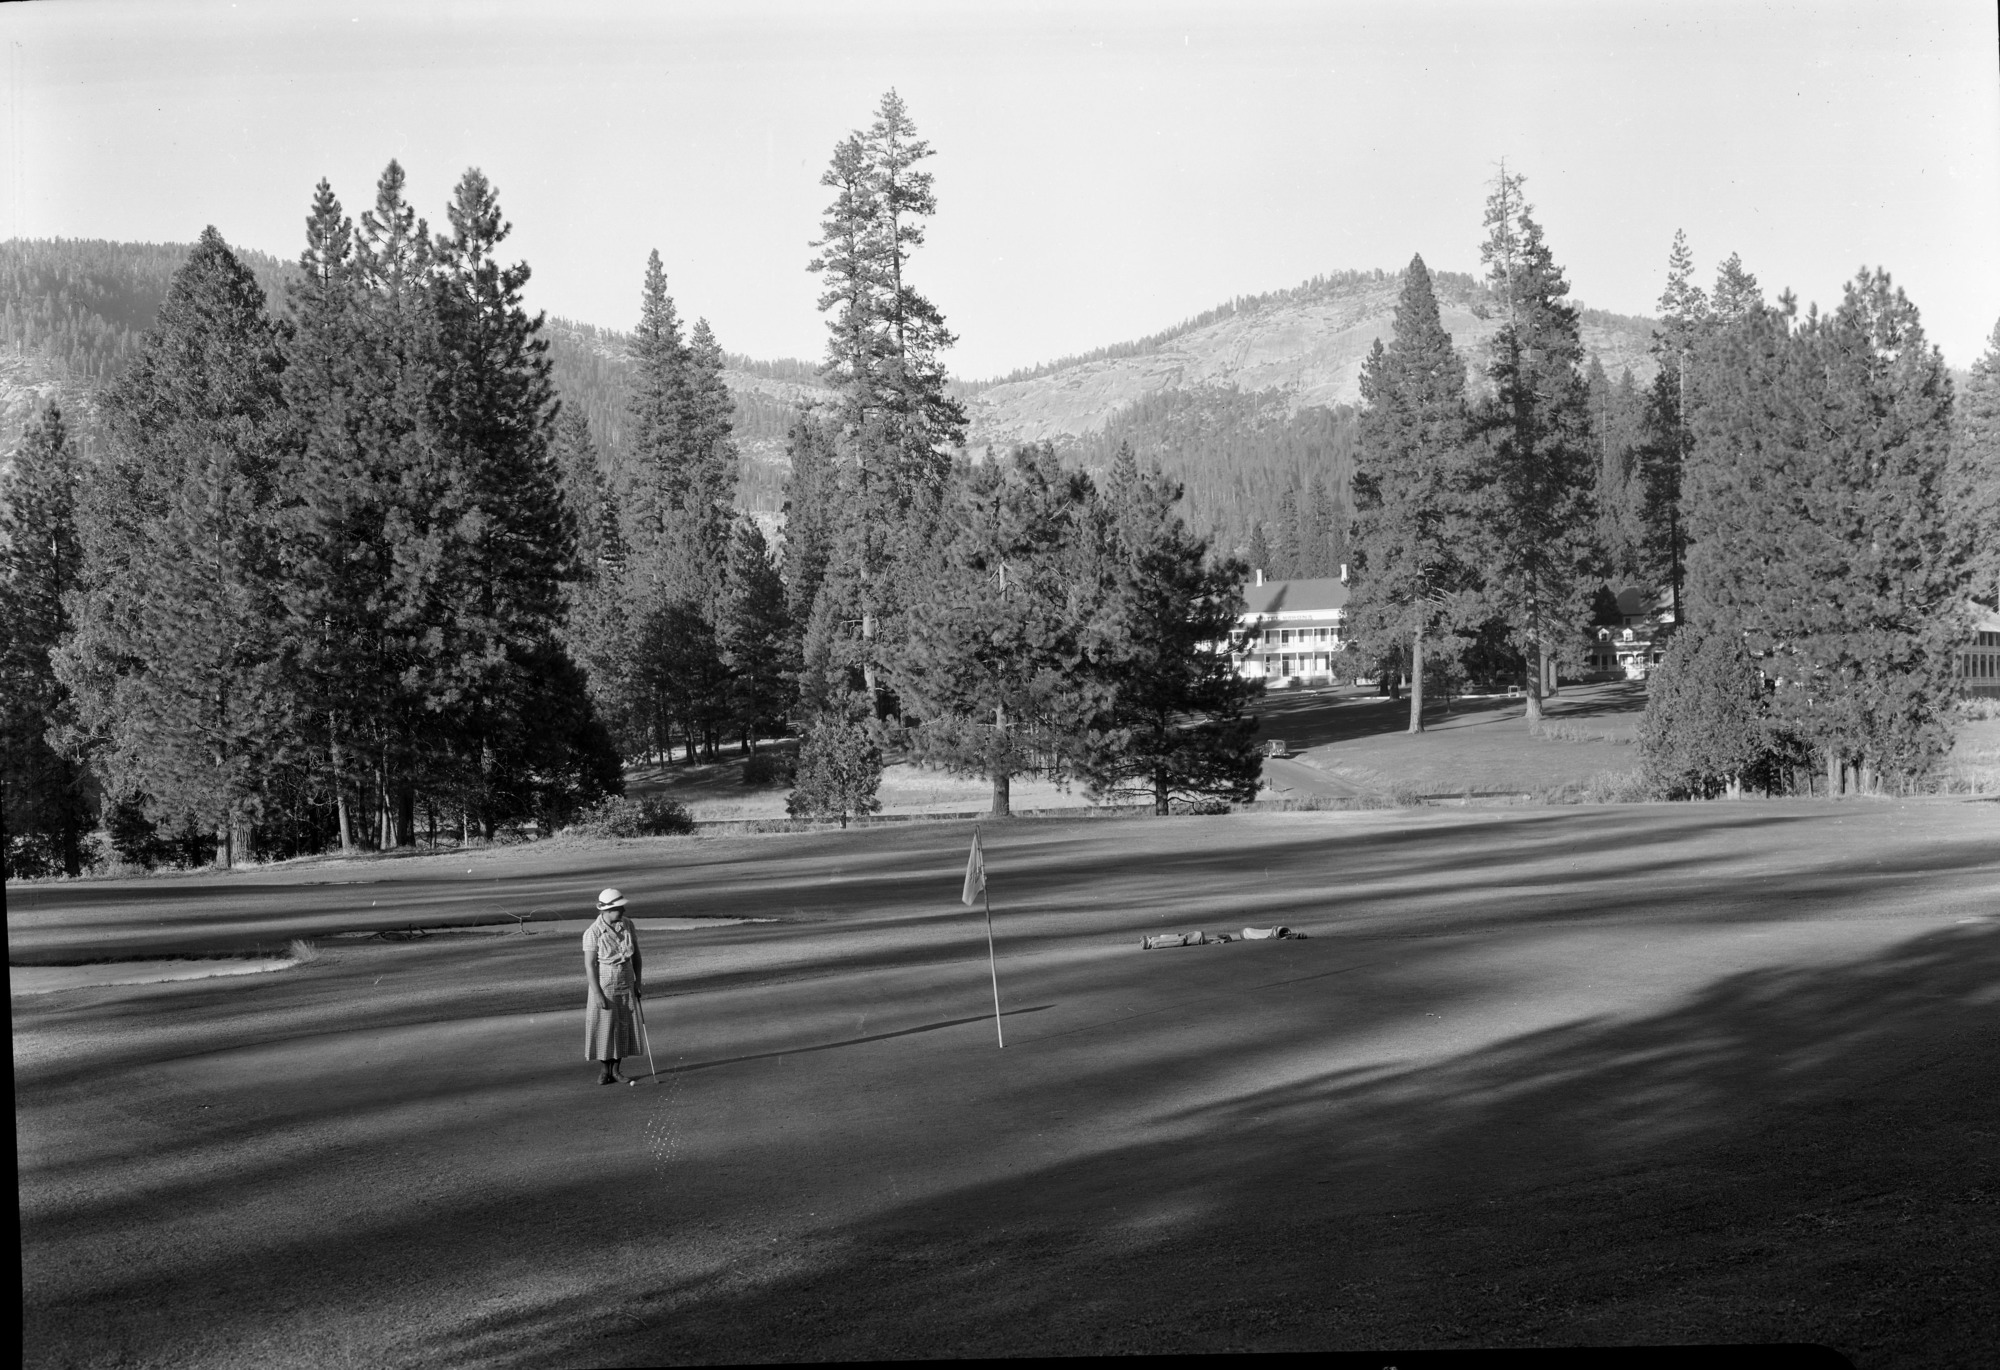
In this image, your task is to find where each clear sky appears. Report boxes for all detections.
[3,0,1996,377]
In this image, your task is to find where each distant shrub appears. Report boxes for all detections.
[787,712,884,828]
[1639,625,1778,799]
[1383,780,1425,807]
[1957,696,2000,722]
[1169,797,1234,815]
[1540,769,1651,805]
[567,795,695,839]
[1530,719,1629,745]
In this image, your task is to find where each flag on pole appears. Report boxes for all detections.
[962,830,1003,1048]
[962,830,986,907]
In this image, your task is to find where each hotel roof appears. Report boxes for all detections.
[1241,577,1350,616]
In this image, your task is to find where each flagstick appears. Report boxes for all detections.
[981,882,1004,1048]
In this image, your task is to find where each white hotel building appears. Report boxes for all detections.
[1236,572,1350,685]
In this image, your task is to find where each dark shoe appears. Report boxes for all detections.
[608,1059,627,1082]
[597,1064,615,1085]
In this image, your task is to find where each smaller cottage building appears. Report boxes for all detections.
[1584,585,1677,680]
[1959,604,2000,699]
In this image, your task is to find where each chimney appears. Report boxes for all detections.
[1339,563,1348,584]
[1254,567,1264,587]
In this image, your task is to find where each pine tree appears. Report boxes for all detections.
[779,411,840,638]
[893,445,1106,816]
[1711,253,1764,325]
[1639,623,1775,799]
[55,228,290,866]
[1246,520,1272,577]
[807,91,965,706]
[1349,253,1478,733]
[718,521,792,753]
[1271,486,1300,578]
[551,408,605,576]
[785,708,882,828]
[278,177,371,850]
[864,90,967,498]
[1687,270,1964,792]
[1636,230,1712,627]
[620,249,689,559]
[1473,168,1604,721]
[1082,449,1263,813]
[1586,356,1647,579]
[0,405,95,876]
[1950,318,2000,606]
[681,317,741,571]
[426,169,576,833]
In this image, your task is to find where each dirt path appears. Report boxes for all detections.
[15,800,2000,1366]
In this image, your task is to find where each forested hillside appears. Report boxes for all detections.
[5,239,1654,544]
[0,239,819,515]
[0,239,298,457]
[1059,387,1356,574]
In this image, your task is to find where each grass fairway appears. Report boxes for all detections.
[14,801,2000,1366]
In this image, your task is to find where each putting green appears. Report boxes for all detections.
[15,801,2000,1365]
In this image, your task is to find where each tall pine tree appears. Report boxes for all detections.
[425,169,581,832]
[1082,444,1263,813]
[806,91,965,707]
[1,405,94,876]
[1950,318,2000,607]
[56,228,290,866]
[1473,168,1604,721]
[718,521,792,753]
[1349,253,1479,733]
[893,446,1106,816]
[1636,230,1712,627]
[1687,271,1964,792]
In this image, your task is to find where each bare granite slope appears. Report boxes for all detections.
[964,274,1659,453]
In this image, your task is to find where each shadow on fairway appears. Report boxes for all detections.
[19,806,2000,1367]
[657,1003,1056,1075]
[1249,682,1648,753]
[502,919,1999,1364]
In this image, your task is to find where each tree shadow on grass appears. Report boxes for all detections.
[21,892,1998,1366]
[466,921,2000,1365]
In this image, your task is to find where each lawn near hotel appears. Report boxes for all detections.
[13,799,2000,1366]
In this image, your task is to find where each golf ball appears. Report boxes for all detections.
[627,1080,636,1087]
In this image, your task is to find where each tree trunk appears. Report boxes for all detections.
[1827,751,1843,798]
[397,786,415,847]
[331,718,355,853]
[991,771,1011,818]
[1155,773,1170,817]
[1524,645,1545,724]
[861,609,878,704]
[59,766,83,876]
[1408,626,1426,734]
[216,823,233,870]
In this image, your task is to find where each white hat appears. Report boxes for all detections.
[597,887,627,910]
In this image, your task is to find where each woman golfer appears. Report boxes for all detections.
[583,887,644,1084]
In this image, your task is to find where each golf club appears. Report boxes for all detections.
[634,990,660,1085]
